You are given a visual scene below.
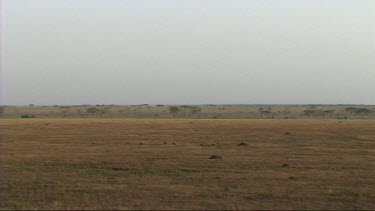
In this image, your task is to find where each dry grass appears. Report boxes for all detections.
[0,119,374,210]
[3,105,375,119]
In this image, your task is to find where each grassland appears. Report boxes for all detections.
[0,118,374,210]
[2,104,375,119]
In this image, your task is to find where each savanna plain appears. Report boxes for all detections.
[1,115,374,210]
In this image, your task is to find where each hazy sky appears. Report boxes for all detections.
[3,0,375,105]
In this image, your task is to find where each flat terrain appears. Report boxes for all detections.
[1,119,374,210]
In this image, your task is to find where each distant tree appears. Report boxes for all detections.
[303,110,315,116]
[324,110,334,113]
[169,106,181,116]
[303,109,329,117]
[355,108,372,114]
[99,107,111,117]
[190,107,202,116]
[308,105,318,109]
[0,106,5,116]
[21,114,35,118]
[87,108,101,116]
[283,108,291,118]
[76,109,83,117]
[258,107,272,118]
[59,106,71,117]
[181,105,195,109]
[355,108,372,118]
[345,107,358,115]
[261,110,272,118]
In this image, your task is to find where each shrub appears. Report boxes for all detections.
[355,108,372,115]
[21,114,35,118]
[169,106,181,115]
[87,108,101,115]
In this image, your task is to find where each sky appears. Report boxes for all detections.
[2,0,375,105]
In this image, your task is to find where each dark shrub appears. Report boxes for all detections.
[21,115,35,118]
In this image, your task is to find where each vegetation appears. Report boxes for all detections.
[1,105,375,119]
[169,106,181,116]
[20,114,35,118]
[86,108,101,116]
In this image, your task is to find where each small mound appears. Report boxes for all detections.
[209,155,222,160]
[285,132,290,135]
[282,164,289,167]
[288,176,296,180]
[237,143,248,146]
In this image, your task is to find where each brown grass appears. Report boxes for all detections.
[1,119,374,210]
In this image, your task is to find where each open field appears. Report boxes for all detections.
[0,119,374,210]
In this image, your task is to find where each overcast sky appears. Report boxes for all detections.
[2,0,375,105]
